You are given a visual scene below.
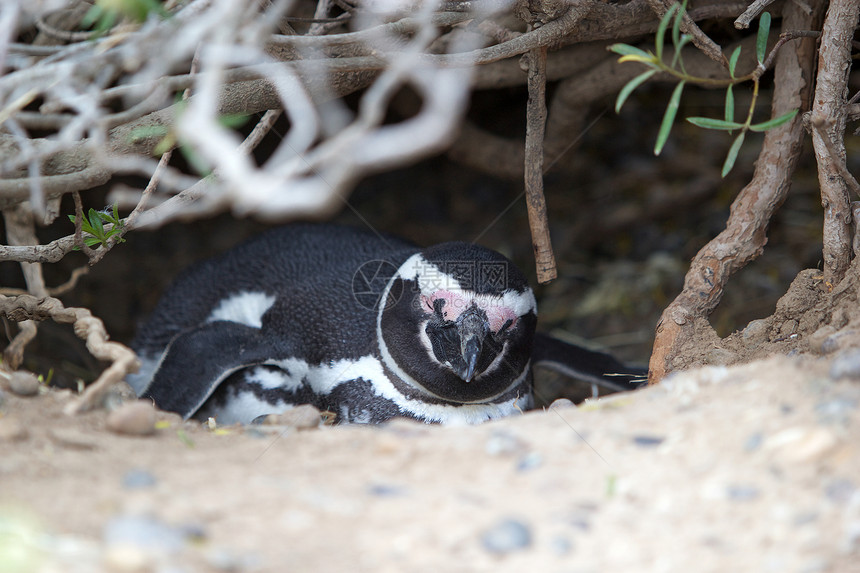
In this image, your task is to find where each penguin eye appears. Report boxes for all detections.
[499,318,514,333]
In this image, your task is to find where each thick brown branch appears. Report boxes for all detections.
[525,45,557,284]
[648,0,824,383]
[0,293,140,415]
[809,0,858,284]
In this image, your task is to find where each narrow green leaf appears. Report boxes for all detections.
[84,237,103,248]
[655,4,678,62]
[655,81,685,156]
[112,203,121,223]
[671,34,693,69]
[219,113,250,129]
[671,1,683,49]
[725,85,735,125]
[756,12,771,64]
[68,214,76,223]
[88,208,105,237]
[129,125,169,143]
[722,131,746,177]
[686,117,745,130]
[748,108,799,132]
[728,46,742,78]
[615,69,658,113]
[609,44,653,60]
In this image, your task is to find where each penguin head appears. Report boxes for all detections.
[377,242,537,403]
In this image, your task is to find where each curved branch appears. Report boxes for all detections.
[648,0,825,382]
[809,0,858,284]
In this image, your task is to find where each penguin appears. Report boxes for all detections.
[128,223,645,425]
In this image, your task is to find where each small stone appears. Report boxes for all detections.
[103,544,152,573]
[106,401,157,436]
[830,349,860,380]
[742,319,770,342]
[367,483,406,497]
[548,398,574,410]
[726,484,760,501]
[0,416,29,442]
[102,381,138,411]
[8,371,40,396]
[485,431,527,456]
[824,478,856,503]
[258,404,322,430]
[744,432,764,452]
[122,469,157,489]
[705,348,737,366]
[516,452,543,472]
[481,518,532,554]
[765,426,839,463]
[48,428,97,450]
[632,435,664,448]
[809,325,837,354]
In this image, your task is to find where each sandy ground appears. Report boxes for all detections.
[1,353,859,573]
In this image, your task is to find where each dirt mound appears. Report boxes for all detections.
[2,353,859,572]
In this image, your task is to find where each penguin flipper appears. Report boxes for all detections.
[141,321,281,419]
[531,332,647,393]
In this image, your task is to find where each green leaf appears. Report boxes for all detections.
[615,69,658,113]
[219,113,251,129]
[88,208,105,237]
[725,85,735,125]
[609,44,653,60]
[686,117,745,131]
[722,131,746,177]
[655,4,678,62]
[756,12,771,64]
[728,46,742,78]
[129,125,170,143]
[655,80,685,156]
[749,108,799,132]
[671,1,683,49]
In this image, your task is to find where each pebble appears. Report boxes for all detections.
[257,404,322,429]
[516,452,543,472]
[829,349,860,380]
[632,435,664,448]
[726,484,760,501]
[548,398,575,410]
[485,430,528,456]
[824,478,856,503]
[705,348,737,366]
[742,319,770,341]
[104,514,187,551]
[48,428,97,450]
[481,518,532,554]
[8,371,40,396]
[122,469,157,489]
[0,416,29,442]
[106,402,157,436]
[809,325,837,354]
[765,426,839,463]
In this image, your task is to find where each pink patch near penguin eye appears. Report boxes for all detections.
[423,290,518,332]
[484,305,518,332]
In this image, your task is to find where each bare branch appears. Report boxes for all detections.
[648,0,825,382]
[809,0,859,284]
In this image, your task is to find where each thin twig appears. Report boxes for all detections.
[734,0,779,29]
[524,44,557,284]
[812,116,860,200]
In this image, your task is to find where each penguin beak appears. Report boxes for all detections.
[457,310,489,383]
